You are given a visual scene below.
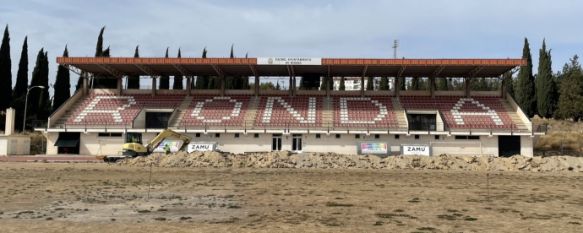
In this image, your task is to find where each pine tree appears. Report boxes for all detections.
[127,46,140,89]
[535,40,558,118]
[436,77,448,90]
[159,48,170,89]
[0,25,12,112]
[379,77,389,90]
[173,49,183,90]
[556,55,583,121]
[52,46,71,113]
[411,77,420,90]
[339,76,346,91]
[366,76,374,90]
[515,38,536,117]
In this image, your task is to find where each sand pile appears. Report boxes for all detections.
[118,151,583,172]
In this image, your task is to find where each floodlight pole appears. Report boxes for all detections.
[23,86,45,131]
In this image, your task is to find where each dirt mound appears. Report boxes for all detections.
[118,152,583,172]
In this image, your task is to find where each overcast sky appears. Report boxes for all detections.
[1,0,582,91]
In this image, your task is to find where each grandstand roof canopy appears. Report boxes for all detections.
[57,57,525,78]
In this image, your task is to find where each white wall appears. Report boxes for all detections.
[43,132,517,157]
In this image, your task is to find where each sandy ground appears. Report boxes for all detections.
[0,163,582,232]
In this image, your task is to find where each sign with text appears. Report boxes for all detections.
[358,142,389,155]
[402,145,431,156]
[187,142,216,153]
[257,57,322,65]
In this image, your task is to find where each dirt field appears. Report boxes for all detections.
[0,163,582,232]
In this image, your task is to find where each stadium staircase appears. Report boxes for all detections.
[169,96,193,128]
[243,96,260,128]
[501,100,529,131]
[391,97,408,129]
[321,97,334,128]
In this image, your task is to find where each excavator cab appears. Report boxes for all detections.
[122,143,148,157]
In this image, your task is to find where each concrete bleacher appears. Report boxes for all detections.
[65,93,184,126]
[180,96,250,127]
[255,96,323,128]
[400,96,515,129]
[333,97,398,129]
[55,92,525,131]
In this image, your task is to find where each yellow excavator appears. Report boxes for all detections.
[101,129,191,162]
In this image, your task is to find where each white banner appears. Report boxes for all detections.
[358,142,389,155]
[257,57,322,65]
[152,139,185,153]
[402,145,431,156]
[187,142,216,153]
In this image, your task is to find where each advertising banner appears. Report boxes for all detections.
[358,142,389,155]
[402,145,431,156]
[187,142,216,153]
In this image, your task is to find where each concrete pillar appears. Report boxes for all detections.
[186,76,192,96]
[220,75,225,96]
[4,108,15,136]
[254,75,260,97]
[325,76,330,97]
[429,76,435,98]
[360,75,365,97]
[82,74,88,96]
[152,77,157,96]
[117,77,123,95]
[464,78,470,97]
[395,77,400,97]
[289,76,293,96]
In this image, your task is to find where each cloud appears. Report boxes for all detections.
[0,0,581,95]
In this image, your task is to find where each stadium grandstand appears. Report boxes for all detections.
[36,56,547,157]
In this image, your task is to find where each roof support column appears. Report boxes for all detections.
[82,73,89,96]
[500,75,506,98]
[360,76,365,97]
[464,77,470,97]
[220,75,225,96]
[117,77,123,95]
[429,76,435,98]
[152,77,157,96]
[394,77,400,97]
[186,76,192,96]
[254,75,260,97]
[325,75,331,97]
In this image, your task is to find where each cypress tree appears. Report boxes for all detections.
[556,55,583,121]
[159,48,170,89]
[11,37,28,131]
[0,25,12,112]
[339,76,346,91]
[411,77,420,90]
[52,46,71,113]
[515,38,536,117]
[535,40,558,118]
[367,76,374,90]
[173,49,183,90]
[95,27,105,57]
[399,77,406,90]
[13,36,28,101]
[28,49,50,124]
[436,77,448,90]
[127,46,140,89]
